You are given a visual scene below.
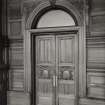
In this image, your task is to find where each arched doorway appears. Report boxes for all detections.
[32,9,78,105]
[25,1,86,105]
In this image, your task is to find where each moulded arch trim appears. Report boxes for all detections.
[26,0,83,29]
[55,0,82,26]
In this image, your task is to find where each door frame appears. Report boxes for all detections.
[24,26,86,105]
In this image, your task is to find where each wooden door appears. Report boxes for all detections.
[35,32,78,105]
[56,34,78,105]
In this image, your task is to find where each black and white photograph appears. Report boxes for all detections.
[0,0,105,105]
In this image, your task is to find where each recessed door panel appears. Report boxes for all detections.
[35,33,78,105]
[36,36,55,64]
[58,36,74,64]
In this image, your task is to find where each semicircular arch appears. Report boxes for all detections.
[26,0,83,29]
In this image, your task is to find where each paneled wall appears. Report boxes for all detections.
[7,0,105,105]
[8,21,24,91]
[86,0,105,102]
[7,0,26,105]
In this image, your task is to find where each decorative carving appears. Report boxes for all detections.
[59,66,74,80]
[38,65,53,79]
[49,0,56,7]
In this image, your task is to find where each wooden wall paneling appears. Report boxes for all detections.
[91,15,105,33]
[87,72,105,99]
[90,23,105,33]
[87,47,105,66]
[79,98,105,105]
[86,36,105,99]
[8,0,23,19]
[91,15,105,24]
[9,70,24,91]
[91,11,105,17]
[86,37,105,45]
[91,0,105,12]
[9,40,24,69]
[87,87,105,99]
[90,15,105,33]
[90,15,105,36]
[87,37,105,69]
[87,69,105,72]
[90,0,105,37]
[87,72,105,85]
[90,31,105,37]
[7,91,30,105]
[8,20,23,39]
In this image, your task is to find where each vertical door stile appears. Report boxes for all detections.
[74,33,79,105]
[52,35,56,105]
[35,36,39,105]
[55,35,59,105]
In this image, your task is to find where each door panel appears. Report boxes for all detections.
[36,36,55,105]
[35,33,78,105]
[56,35,76,105]
[36,36,55,64]
[58,36,74,64]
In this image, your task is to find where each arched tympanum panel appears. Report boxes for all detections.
[36,9,76,28]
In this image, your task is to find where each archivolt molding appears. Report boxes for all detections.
[26,0,50,29]
[56,0,83,26]
[26,0,83,29]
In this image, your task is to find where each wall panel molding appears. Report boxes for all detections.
[79,98,105,105]
[7,91,30,105]
[9,70,24,91]
[8,19,24,39]
[9,39,24,69]
[8,0,23,19]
